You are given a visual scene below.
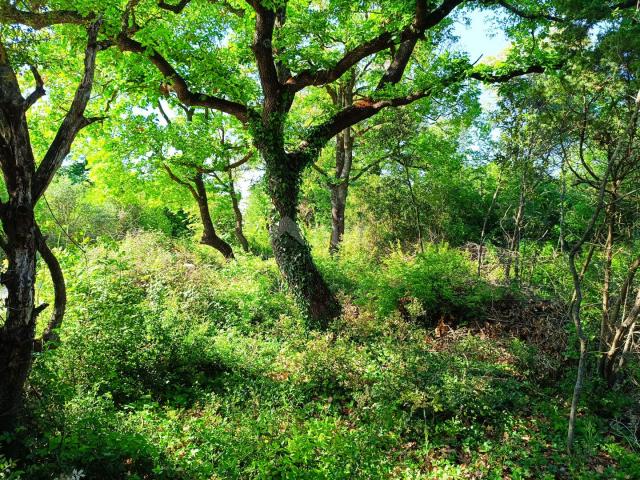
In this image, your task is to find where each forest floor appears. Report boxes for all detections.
[2,232,639,479]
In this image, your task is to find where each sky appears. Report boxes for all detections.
[453,9,511,62]
[453,9,511,111]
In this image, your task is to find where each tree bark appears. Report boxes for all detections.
[0,24,98,432]
[329,182,348,254]
[193,173,235,259]
[36,228,66,347]
[566,155,612,453]
[264,150,340,328]
[164,163,235,260]
[227,168,249,253]
[0,201,38,433]
[328,79,354,254]
[603,288,640,384]
[0,39,40,432]
[558,153,567,253]
[600,254,640,384]
[598,194,617,375]
[565,85,640,451]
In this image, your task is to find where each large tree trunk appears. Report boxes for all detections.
[0,22,99,434]
[264,151,340,328]
[0,43,39,432]
[193,173,235,259]
[0,203,38,433]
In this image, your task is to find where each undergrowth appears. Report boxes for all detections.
[1,232,638,479]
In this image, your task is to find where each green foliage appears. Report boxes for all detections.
[1,1,639,478]
[315,234,502,323]
[0,232,634,479]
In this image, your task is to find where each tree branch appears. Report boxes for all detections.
[163,163,198,198]
[36,227,66,349]
[32,20,102,202]
[157,99,172,124]
[116,34,250,122]
[488,0,564,22]
[286,0,465,92]
[303,89,435,154]
[351,157,385,182]
[303,59,551,155]
[251,5,281,109]
[225,150,254,170]
[0,3,87,29]
[311,162,330,179]
[157,0,192,13]
[0,232,7,253]
[469,63,547,82]
[23,65,45,111]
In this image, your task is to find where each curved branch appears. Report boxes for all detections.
[469,63,547,83]
[23,65,45,112]
[488,0,564,22]
[163,163,198,198]
[351,157,385,182]
[286,0,465,92]
[116,35,250,122]
[32,20,102,202]
[0,4,87,29]
[303,59,551,155]
[36,228,66,349]
[225,150,254,170]
[157,99,172,124]
[158,0,192,13]
[311,162,330,180]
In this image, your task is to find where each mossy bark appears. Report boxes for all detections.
[262,146,340,328]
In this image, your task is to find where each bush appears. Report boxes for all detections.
[317,236,504,325]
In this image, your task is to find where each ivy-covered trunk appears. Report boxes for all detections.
[263,149,340,327]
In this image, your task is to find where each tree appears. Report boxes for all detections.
[0,0,569,327]
[492,79,561,284]
[156,103,253,258]
[0,21,102,432]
